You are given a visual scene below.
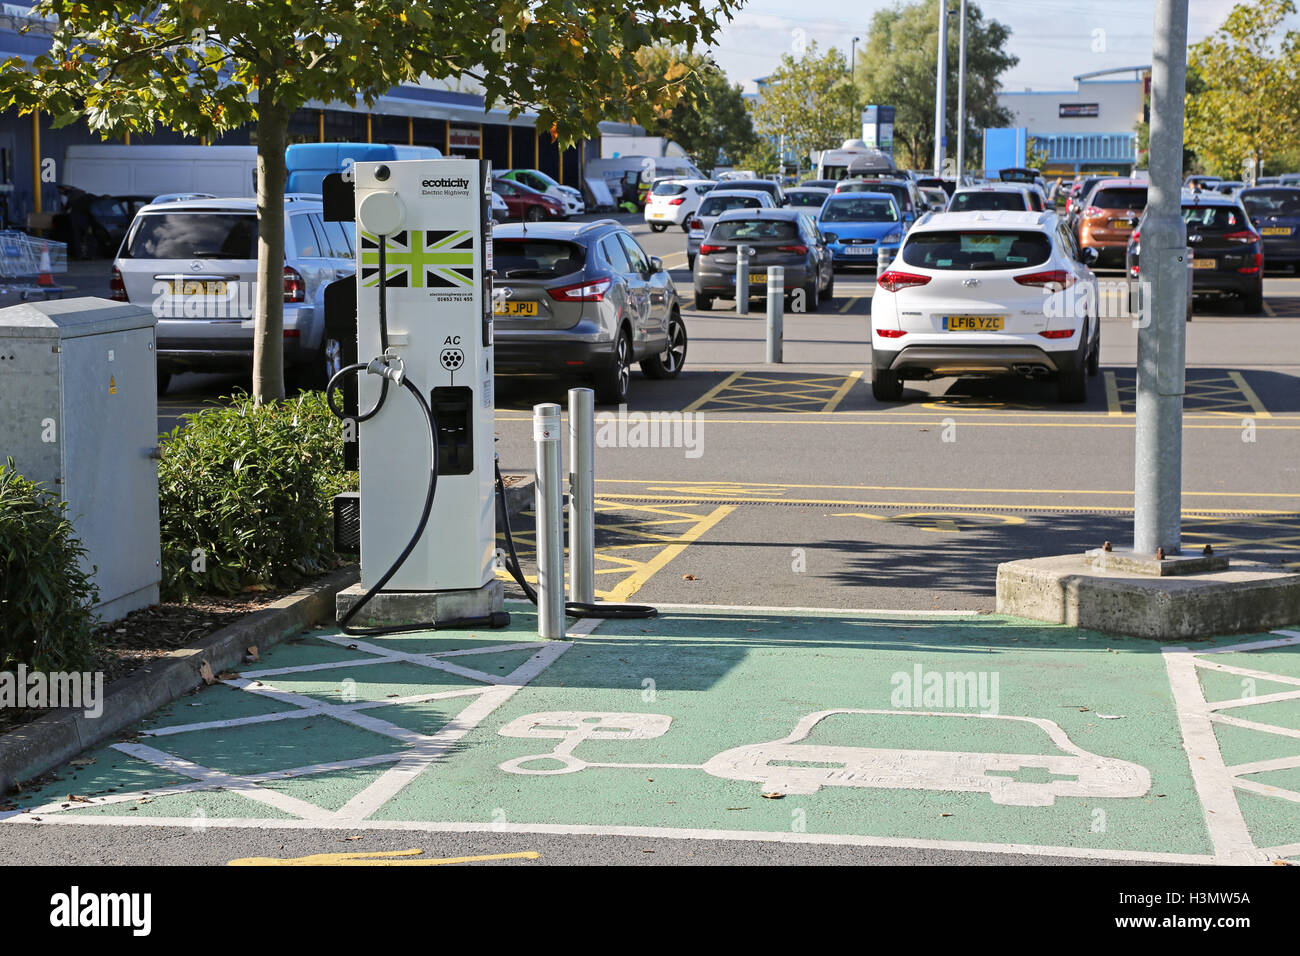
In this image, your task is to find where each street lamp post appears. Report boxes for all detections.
[850,36,860,140]
[955,0,967,184]
[933,1,948,176]
[1133,0,1190,556]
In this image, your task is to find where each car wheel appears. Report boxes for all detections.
[640,313,687,379]
[1057,353,1088,404]
[649,223,668,233]
[156,370,171,397]
[593,330,632,405]
[694,293,712,311]
[823,269,835,300]
[872,369,903,402]
[687,254,696,271]
[802,276,821,312]
[525,206,544,222]
[1242,283,1264,315]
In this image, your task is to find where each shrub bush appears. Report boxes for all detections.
[159,390,355,600]
[0,459,100,671]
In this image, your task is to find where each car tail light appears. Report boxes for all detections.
[283,329,300,338]
[875,328,907,338]
[669,197,685,206]
[1131,228,1140,241]
[876,270,931,292]
[548,277,611,302]
[689,218,703,230]
[1015,269,1077,289]
[284,266,305,303]
[1224,230,1260,243]
[1038,328,1076,339]
[699,243,724,255]
[110,266,127,302]
[778,244,808,254]
[1238,252,1262,275]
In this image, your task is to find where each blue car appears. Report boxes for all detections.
[817,192,904,268]
[1240,186,1300,272]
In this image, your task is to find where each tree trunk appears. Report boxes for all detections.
[252,102,288,404]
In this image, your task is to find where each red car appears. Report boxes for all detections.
[492,177,566,222]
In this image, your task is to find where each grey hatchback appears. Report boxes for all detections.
[492,220,686,404]
[692,208,835,311]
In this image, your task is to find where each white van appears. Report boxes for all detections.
[63,145,257,198]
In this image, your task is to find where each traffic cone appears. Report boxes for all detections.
[37,242,54,286]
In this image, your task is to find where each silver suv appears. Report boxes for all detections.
[492,219,686,404]
[111,195,354,393]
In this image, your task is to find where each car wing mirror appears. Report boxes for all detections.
[1081,246,1099,265]
[649,256,664,273]
[822,232,838,244]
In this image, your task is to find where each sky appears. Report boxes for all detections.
[708,0,1268,93]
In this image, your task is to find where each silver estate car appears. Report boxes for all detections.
[491,220,687,404]
[111,195,354,393]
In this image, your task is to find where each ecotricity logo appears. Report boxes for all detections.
[421,176,470,195]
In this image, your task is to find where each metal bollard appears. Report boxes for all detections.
[532,403,566,638]
[876,245,894,274]
[567,387,595,605]
[736,245,752,314]
[766,266,784,363]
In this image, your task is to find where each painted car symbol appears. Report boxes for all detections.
[701,709,1151,806]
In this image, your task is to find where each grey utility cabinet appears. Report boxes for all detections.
[0,297,161,622]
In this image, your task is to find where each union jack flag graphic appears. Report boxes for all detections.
[360,229,475,289]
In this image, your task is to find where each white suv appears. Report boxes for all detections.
[644,178,716,232]
[870,210,1100,403]
[111,195,354,393]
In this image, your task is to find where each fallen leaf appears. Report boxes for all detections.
[760,792,785,800]
[344,835,361,841]
[246,645,260,661]
[940,812,953,817]
[682,574,696,580]
[217,671,239,680]
[1097,714,1125,720]
[199,661,216,685]
[725,807,750,811]
[65,794,91,803]
[69,758,96,767]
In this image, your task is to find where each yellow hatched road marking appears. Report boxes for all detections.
[604,503,733,602]
[822,371,863,412]
[1103,370,1122,416]
[682,370,744,413]
[1227,371,1271,418]
[839,296,859,313]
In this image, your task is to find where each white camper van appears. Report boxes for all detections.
[63,145,257,198]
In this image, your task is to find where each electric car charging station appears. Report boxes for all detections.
[324,157,653,636]
[328,158,505,631]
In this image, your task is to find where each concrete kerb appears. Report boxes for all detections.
[0,566,359,795]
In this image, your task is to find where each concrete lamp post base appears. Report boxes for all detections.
[995,554,1300,640]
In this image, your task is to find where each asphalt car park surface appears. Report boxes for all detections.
[121,212,1300,612]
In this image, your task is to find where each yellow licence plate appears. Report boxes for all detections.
[1192,259,1217,270]
[169,279,227,296]
[749,273,769,284]
[945,315,1004,331]
[494,301,538,316]
[1261,226,1292,236]
[1108,219,1134,229]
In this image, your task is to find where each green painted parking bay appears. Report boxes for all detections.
[4,610,1298,864]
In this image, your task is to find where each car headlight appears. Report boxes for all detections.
[882,232,902,244]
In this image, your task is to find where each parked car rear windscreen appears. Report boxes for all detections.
[493,238,586,278]
[122,213,257,259]
[710,219,799,242]
[901,230,1052,270]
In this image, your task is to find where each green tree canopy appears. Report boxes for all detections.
[748,41,857,170]
[634,45,757,174]
[1184,0,1300,179]
[855,0,1016,172]
[1,0,739,400]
